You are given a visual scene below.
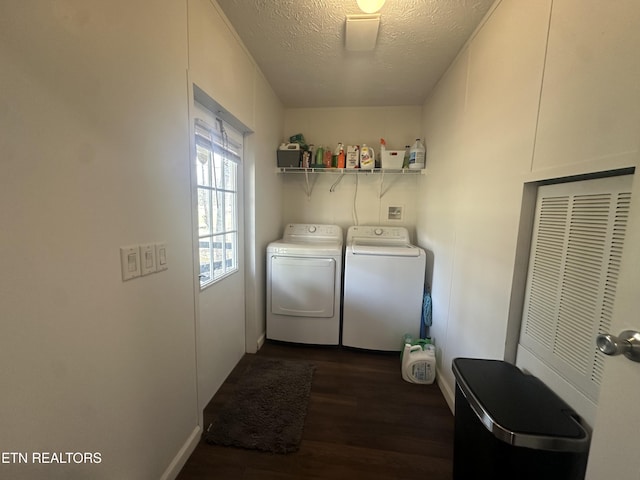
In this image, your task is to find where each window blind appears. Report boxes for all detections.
[195,118,242,163]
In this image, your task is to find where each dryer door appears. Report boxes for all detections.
[270,256,336,317]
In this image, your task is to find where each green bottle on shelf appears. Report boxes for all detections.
[314,145,324,168]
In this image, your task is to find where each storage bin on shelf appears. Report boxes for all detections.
[379,138,406,169]
[277,143,302,167]
[381,149,405,169]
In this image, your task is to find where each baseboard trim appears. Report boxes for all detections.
[436,369,455,415]
[160,424,201,480]
[257,332,265,350]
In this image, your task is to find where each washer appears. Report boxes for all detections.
[266,224,343,345]
[342,225,426,351]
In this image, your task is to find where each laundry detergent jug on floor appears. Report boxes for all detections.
[402,343,436,384]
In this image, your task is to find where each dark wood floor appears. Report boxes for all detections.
[177,341,455,479]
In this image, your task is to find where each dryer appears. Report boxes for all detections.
[342,226,426,351]
[266,224,343,345]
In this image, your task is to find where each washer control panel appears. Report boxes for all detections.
[347,226,411,244]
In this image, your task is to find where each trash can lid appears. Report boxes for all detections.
[452,358,590,452]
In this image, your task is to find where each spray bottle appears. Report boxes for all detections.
[335,142,345,168]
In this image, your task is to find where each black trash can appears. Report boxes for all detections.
[452,358,590,480]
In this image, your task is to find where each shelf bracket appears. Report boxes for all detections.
[303,169,318,200]
[330,173,346,192]
[379,170,398,198]
[275,167,425,199]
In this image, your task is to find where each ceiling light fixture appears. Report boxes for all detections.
[345,14,381,52]
[356,0,386,14]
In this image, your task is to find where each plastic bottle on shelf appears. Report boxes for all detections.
[305,144,315,168]
[323,149,333,168]
[346,145,359,168]
[337,143,346,168]
[315,145,324,167]
[408,138,426,169]
[403,145,411,168]
[360,144,375,169]
[379,138,387,169]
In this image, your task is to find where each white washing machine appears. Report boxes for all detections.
[266,224,343,345]
[342,225,426,351]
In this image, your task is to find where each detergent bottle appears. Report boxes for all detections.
[360,144,375,169]
[408,138,426,169]
[401,333,429,358]
[402,343,436,384]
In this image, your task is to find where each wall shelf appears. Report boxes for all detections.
[275,167,426,175]
[276,166,425,199]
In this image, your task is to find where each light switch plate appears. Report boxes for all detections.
[139,243,156,276]
[155,242,168,271]
[120,246,141,281]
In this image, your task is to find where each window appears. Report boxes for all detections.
[195,117,242,288]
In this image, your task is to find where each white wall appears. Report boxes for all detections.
[186,0,284,410]
[532,0,640,173]
[282,107,423,235]
[513,0,640,428]
[246,72,285,352]
[418,0,552,406]
[419,0,640,422]
[0,1,197,478]
[187,0,249,417]
[0,0,283,478]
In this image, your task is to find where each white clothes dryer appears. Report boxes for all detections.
[266,224,343,345]
[342,226,426,351]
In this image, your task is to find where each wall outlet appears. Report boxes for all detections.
[155,242,168,271]
[139,244,157,276]
[120,246,141,281]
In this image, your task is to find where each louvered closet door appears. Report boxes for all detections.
[519,174,633,403]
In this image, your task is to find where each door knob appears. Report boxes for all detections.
[596,330,640,362]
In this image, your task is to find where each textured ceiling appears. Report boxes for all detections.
[215,0,495,107]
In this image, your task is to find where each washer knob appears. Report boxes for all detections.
[374,228,383,236]
[308,225,317,233]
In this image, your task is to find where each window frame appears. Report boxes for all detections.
[194,117,242,289]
